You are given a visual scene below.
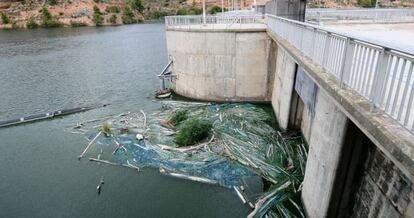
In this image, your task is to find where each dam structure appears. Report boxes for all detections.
[164,4,414,217]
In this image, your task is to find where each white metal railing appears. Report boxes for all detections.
[266,14,414,134]
[306,8,414,23]
[165,15,265,30]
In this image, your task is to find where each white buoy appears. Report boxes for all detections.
[136,133,144,140]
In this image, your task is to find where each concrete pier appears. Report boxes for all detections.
[166,24,272,102]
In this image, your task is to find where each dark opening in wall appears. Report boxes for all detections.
[288,90,305,130]
[288,66,318,130]
[327,119,413,218]
[328,119,371,217]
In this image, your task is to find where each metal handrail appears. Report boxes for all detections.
[306,8,414,22]
[165,14,265,30]
[266,14,414,134]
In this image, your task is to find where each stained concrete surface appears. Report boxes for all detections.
[324,23,414,54]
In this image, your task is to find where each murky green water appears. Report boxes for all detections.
[0,24,250,217]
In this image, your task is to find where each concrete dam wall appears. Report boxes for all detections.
[166,28,273,102]
[166,23,414,218]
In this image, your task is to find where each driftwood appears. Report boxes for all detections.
[233,186,247,204]
[247,181,291,218]
[89,158,118,166]
[78,131,102,160]
[140,110,147,127]
[157,135,215,153]
[89,158,140,171]
[159,168,218,185]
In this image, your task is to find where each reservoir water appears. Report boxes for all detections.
[0,24,249,217]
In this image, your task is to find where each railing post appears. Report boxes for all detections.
[339,38,355,89]
[202,0,206,25]
[370,48,390,111]
[311,28,317,58]
[322,32,332,70]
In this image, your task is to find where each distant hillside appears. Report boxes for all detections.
[0,0,198,28]
[1,0,413,29]
[306,0,414,8]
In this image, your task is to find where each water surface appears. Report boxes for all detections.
[0,24,249,218]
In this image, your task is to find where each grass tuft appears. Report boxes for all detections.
[175,118,212,146]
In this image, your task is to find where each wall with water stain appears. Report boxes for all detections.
[166,28,273,102]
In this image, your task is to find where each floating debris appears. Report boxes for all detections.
[72,101,307,216]
[78,131,102,160]
[97,176,105,195]
[0,104,108,128]
[155,88,172,99]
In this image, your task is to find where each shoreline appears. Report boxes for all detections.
[0,18,164,30]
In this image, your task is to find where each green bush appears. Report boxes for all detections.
[209,5,222,14]
[147,10,169,19]
[357,0,376,7]
[175,118,212,147]
[169,110,188,126]
[49,0,57,6]
[122,6,136,24]
[176,7,202,15]
[109,14,117,24]
[41,7,61,27]
[106,6,120,13]
[70,20,87,27]
[1,12,10,24]
[92,5,104,26]
[42,18,61,27]
[26,17,38,29]
[131,0,144,13]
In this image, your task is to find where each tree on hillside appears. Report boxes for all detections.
[122,6,136,24]
[131,0,144,13]
[0,12,10,24]
[41,7,61,27]
[92,5,104,26]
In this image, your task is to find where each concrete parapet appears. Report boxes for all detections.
[267,28,414,217]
